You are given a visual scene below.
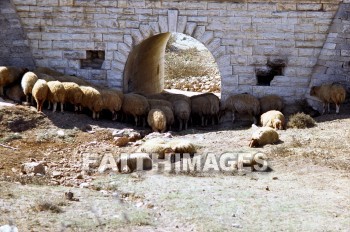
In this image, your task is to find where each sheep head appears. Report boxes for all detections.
[249,139,259,148]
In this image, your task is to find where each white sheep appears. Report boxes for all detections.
[147,109,167,133]
[47,81,66,113]
[310,83,347,114]
[61,82,83,112]
[153,105,174,131]
[260,110,285,130]
[222,93,260,125]
[122,93,150,127]
[249,124,279,148]
[21,71,38,104]
[80,86,103,119]
[0,66,28,96]
[259,94,284,114]
[32,79,49,112]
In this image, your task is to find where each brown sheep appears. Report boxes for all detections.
[80,86,103,119]
[0,66,28,96]
[222,93,260,125]
[310,83,346,114]
[47,81,66,113]
[122,93,150,127]
[190,93,212,126]
[100,89,123,120]
[61,82,83,112]
[259,94,284,114]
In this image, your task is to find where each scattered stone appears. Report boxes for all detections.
[112,129,125,137]
[128,132,142,142]
[52,171,62,178]
[57,130,65,137]
[79,182,89,188]
[65,191,74,200]
[232,223,242,228]
[21,162,45,175]
[272,177,278,180]
[265,186,270,191]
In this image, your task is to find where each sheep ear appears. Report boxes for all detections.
[251,124,259,131]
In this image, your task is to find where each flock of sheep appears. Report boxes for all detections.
[0,65,347,148]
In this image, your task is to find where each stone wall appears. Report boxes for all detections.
[0,0,34,68]
[307,2,350,110]
[7,0,345,102]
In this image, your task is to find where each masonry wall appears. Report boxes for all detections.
[0,0,34,68]
[8,0,345,102]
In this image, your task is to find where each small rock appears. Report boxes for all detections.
[79,182,89,188]
[232,223,242,228]
[114,136,129,147]
[52,171,62,178]
[57,130,65,137]
[21,162,45,175]
[75,174,83,179]
[128,132,142,142]
[272,177,278,180]
[65,191,74,200]
[265,186,270,191]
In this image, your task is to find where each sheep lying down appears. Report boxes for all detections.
[249,124,279,148]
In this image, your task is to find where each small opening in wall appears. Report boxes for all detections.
[81,50,105,69]
[256,58,286,86]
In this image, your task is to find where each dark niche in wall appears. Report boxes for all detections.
[81,50,105,69]
[256,58,286,86]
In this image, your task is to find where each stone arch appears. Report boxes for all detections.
[121,9,228,94]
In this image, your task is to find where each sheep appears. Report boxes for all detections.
[310,83,346,114]
[116,153,153,173]
[0,66,28,96]
[5,84,25,103]
[190,94,212,126]
[172,99,191,131]
[260,110,285,130]
[203,93,220,125]
[21,71,38,104]
[249,124,279,148]
[259,94,284,114]
[147,109,167,133]
[32,79,49,112]
[148,99,173,110]
[80,86,103,119]
[47,81,66,113]
[100,89,123,120]
[61,82,83,112]
[221,93,260,125]
[154,105,174,131]
[122,93,150,127]
[137,138,197,159]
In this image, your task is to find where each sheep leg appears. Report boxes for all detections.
[134,115,138,127]
[30,96,34,105]
[112,111,117,121]
[60,103,64,113]
[184,120,188,130]
[232,112,235,123]
[201,116,204,126]
[327,103,330,114]
[0,87,3,96]
[52,102,57,113]
[322,103,326,115]
[253,116,257,125]
[92,111,96,119]
[179,120,183,131]
[97,112,100,120]
[336,104,340,114]
[26,95,29,103]
[47,101,51,110]
[142,117,146,128]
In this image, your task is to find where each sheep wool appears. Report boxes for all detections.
[147,109,167,133]
[80,86,103,119]
[32,79,49,112]
[61,82,83,111]
[310,83,346,114]
[249,124,279,148]
[0,66,27,96]
[260,110,285,130]
[47,81,66,113]
[172,99,191,131]
[259,94,284,114]
[223,93,260,125]
[21,71,38,104]
[100,89,123,120]
[122,93,150,126]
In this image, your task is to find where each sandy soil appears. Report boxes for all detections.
[0,102,349,231]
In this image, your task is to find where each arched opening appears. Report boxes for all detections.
[123,32,171,94]
[123,32,220,95]
[164,33,220,94]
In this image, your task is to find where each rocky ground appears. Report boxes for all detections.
[0,99,349,231]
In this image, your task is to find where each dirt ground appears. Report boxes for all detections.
[0,101,349,231]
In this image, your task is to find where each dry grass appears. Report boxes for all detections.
[32,200,63,213]
[287,112,316,129]
[164,47,219,80]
